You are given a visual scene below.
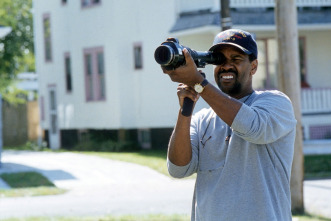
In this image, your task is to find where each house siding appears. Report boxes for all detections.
[34,0,179,148]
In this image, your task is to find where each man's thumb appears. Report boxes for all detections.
[183,48,194,65]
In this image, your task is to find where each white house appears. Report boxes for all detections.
[33,0,331,152]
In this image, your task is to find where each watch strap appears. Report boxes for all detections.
[200,79,209,87]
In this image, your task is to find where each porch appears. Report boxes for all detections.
[301,87,331,154]
[177,0,331,13]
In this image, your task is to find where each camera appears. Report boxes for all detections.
[154,37,224,70]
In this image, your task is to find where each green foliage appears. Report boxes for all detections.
[0,0,34,75]
[0,81,28,104]
[0,172,54,188]
[4,141,48,151]
[0,0,34,103]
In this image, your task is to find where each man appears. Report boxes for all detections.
[162,29,296,221]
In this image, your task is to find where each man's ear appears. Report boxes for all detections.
[250,59,258,76]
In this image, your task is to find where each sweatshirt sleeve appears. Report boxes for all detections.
[231,91,297,144]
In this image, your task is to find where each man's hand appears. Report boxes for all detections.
[162,48,204,86]
[177,83,199,109]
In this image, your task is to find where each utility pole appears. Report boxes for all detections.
[275,0,304,214]
[220,0,232,31]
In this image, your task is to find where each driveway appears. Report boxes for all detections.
[0,150,331,219]
[0,151,194,219]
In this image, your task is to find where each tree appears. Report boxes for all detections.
[0,0,34,103]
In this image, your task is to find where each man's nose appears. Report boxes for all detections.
[220,59,234,71]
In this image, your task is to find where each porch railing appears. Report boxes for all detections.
[301,88,331,115]
[178,0,331,13]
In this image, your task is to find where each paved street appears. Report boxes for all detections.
[0,150,330,220]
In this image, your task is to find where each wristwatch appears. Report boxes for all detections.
[194,79,209,93]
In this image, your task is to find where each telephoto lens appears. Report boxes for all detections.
[154,38,224,70]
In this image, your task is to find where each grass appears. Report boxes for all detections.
[0,186,67,198]
[82,149,170,177]
[0,171,54,188]
[0,172,67,198]
[304,154,331,179]
[1,214,330,221]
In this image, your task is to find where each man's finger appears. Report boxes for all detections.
[183,48,195,66]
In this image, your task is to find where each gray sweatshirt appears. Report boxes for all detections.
[167,90,297,221]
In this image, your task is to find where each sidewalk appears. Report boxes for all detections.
[0,150,331,219]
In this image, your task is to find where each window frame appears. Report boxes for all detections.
[43,13,52,63]
[83,47,106,102]
[81,0,101,8]
[133,42,143,70]
[64,52,73,93]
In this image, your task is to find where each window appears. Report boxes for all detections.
[299,37,309,88]
[64,53,73,93]
[97,52,105,98]
[50,90,56,111]
[253,37,308,90]
[253,38,278,89]
[43,14,52,62]
[134,43,143,69]
[81,0,101,7]
[84,47,106,101]
[40,96,45,121]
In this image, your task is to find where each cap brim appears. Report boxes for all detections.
[208,42,252,55]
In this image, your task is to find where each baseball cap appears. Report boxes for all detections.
[209,29,258,59]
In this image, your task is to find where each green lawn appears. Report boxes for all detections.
[304,154,331,179]
[0,172,67,198]
[82,149,170,177]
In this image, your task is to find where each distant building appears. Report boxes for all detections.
[16,72,38,101]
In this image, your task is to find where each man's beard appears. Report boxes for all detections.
[217,69,242,96]
[218,80,242,96]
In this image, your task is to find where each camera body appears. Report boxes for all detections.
[154,37,224,70]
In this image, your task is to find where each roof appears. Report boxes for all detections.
[170,7,331,33]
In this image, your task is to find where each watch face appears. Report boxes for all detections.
[194,84,203,93]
